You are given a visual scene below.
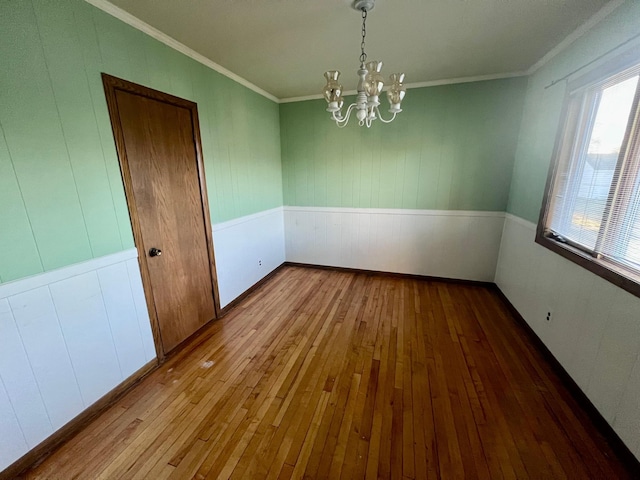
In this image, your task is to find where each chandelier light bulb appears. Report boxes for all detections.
[323,71,343,112]
[321,0,405,128]
[322,71,342,101]
[387,73,406,112]
[364,61,385,99]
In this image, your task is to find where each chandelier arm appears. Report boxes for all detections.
[365,108,373,128]
[322,0,406,128]
[374,105,398,124]
[332,102,357,127]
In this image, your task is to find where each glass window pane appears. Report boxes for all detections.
[551,76,638,249]
[611,162,640,269]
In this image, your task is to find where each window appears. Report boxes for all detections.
[537,50,640,297]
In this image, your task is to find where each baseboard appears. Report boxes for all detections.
[1,360,158,480]
[218,263,287,317]
[493,286,640,475]
[283,261,496,288]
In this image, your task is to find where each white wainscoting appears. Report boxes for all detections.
[0,249,155,471]
[212,207,286,308]
[284,206,505,282]
[495,214,640,460]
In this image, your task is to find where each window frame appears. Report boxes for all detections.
[536,47,640,299]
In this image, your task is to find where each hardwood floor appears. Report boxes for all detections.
[23,266,631,479]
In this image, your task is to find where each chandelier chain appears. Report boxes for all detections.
[322,0,405,128]
[359,9,367,65]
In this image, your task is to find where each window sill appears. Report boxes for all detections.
[535,232,640,299]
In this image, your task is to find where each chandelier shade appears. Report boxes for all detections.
[322,0,406,128]
[323,71,344,107]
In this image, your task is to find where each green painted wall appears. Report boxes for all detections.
[280,78,527,211]
[0,0,282,283]
[506,0,640,223]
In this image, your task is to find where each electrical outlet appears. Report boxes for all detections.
[546,311,552,322]
[258,260,262,267]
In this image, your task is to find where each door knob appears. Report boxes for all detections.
[149,247,162,257]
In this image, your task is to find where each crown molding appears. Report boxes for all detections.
[85,0,625,105]
[84,0,279,103]
[278,0,627,104]
[526,0,626,75]
[403,71,527,90]
[279,71,527,103]
[278,93,326,104]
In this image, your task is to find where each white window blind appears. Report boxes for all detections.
[545,60,640,279]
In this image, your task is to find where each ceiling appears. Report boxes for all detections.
[105,0,614,100]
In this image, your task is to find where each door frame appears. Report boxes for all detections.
[101,73,221,361]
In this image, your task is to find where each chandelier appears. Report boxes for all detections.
[322,0,406,128]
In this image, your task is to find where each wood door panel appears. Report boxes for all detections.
[115,90,215,352]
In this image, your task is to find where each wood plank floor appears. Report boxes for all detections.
[24,266,631,479]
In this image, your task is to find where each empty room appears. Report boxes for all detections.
[2,0,640,478]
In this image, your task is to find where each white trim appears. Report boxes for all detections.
[84,0,624,105]
[84,0,279,103]
[279,71,527,103]
[402,72,527,90]
[278,94,327,104]
[526,0,626,75]
[504,213,537,231]
[0,249,138,299]
[284,205,505,218]
[212,206,284,232]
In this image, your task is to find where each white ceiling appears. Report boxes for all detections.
[104,0,615,100]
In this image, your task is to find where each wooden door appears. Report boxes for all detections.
[102,74,219,357]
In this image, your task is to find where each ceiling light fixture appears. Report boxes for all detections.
[322,0,406,128]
